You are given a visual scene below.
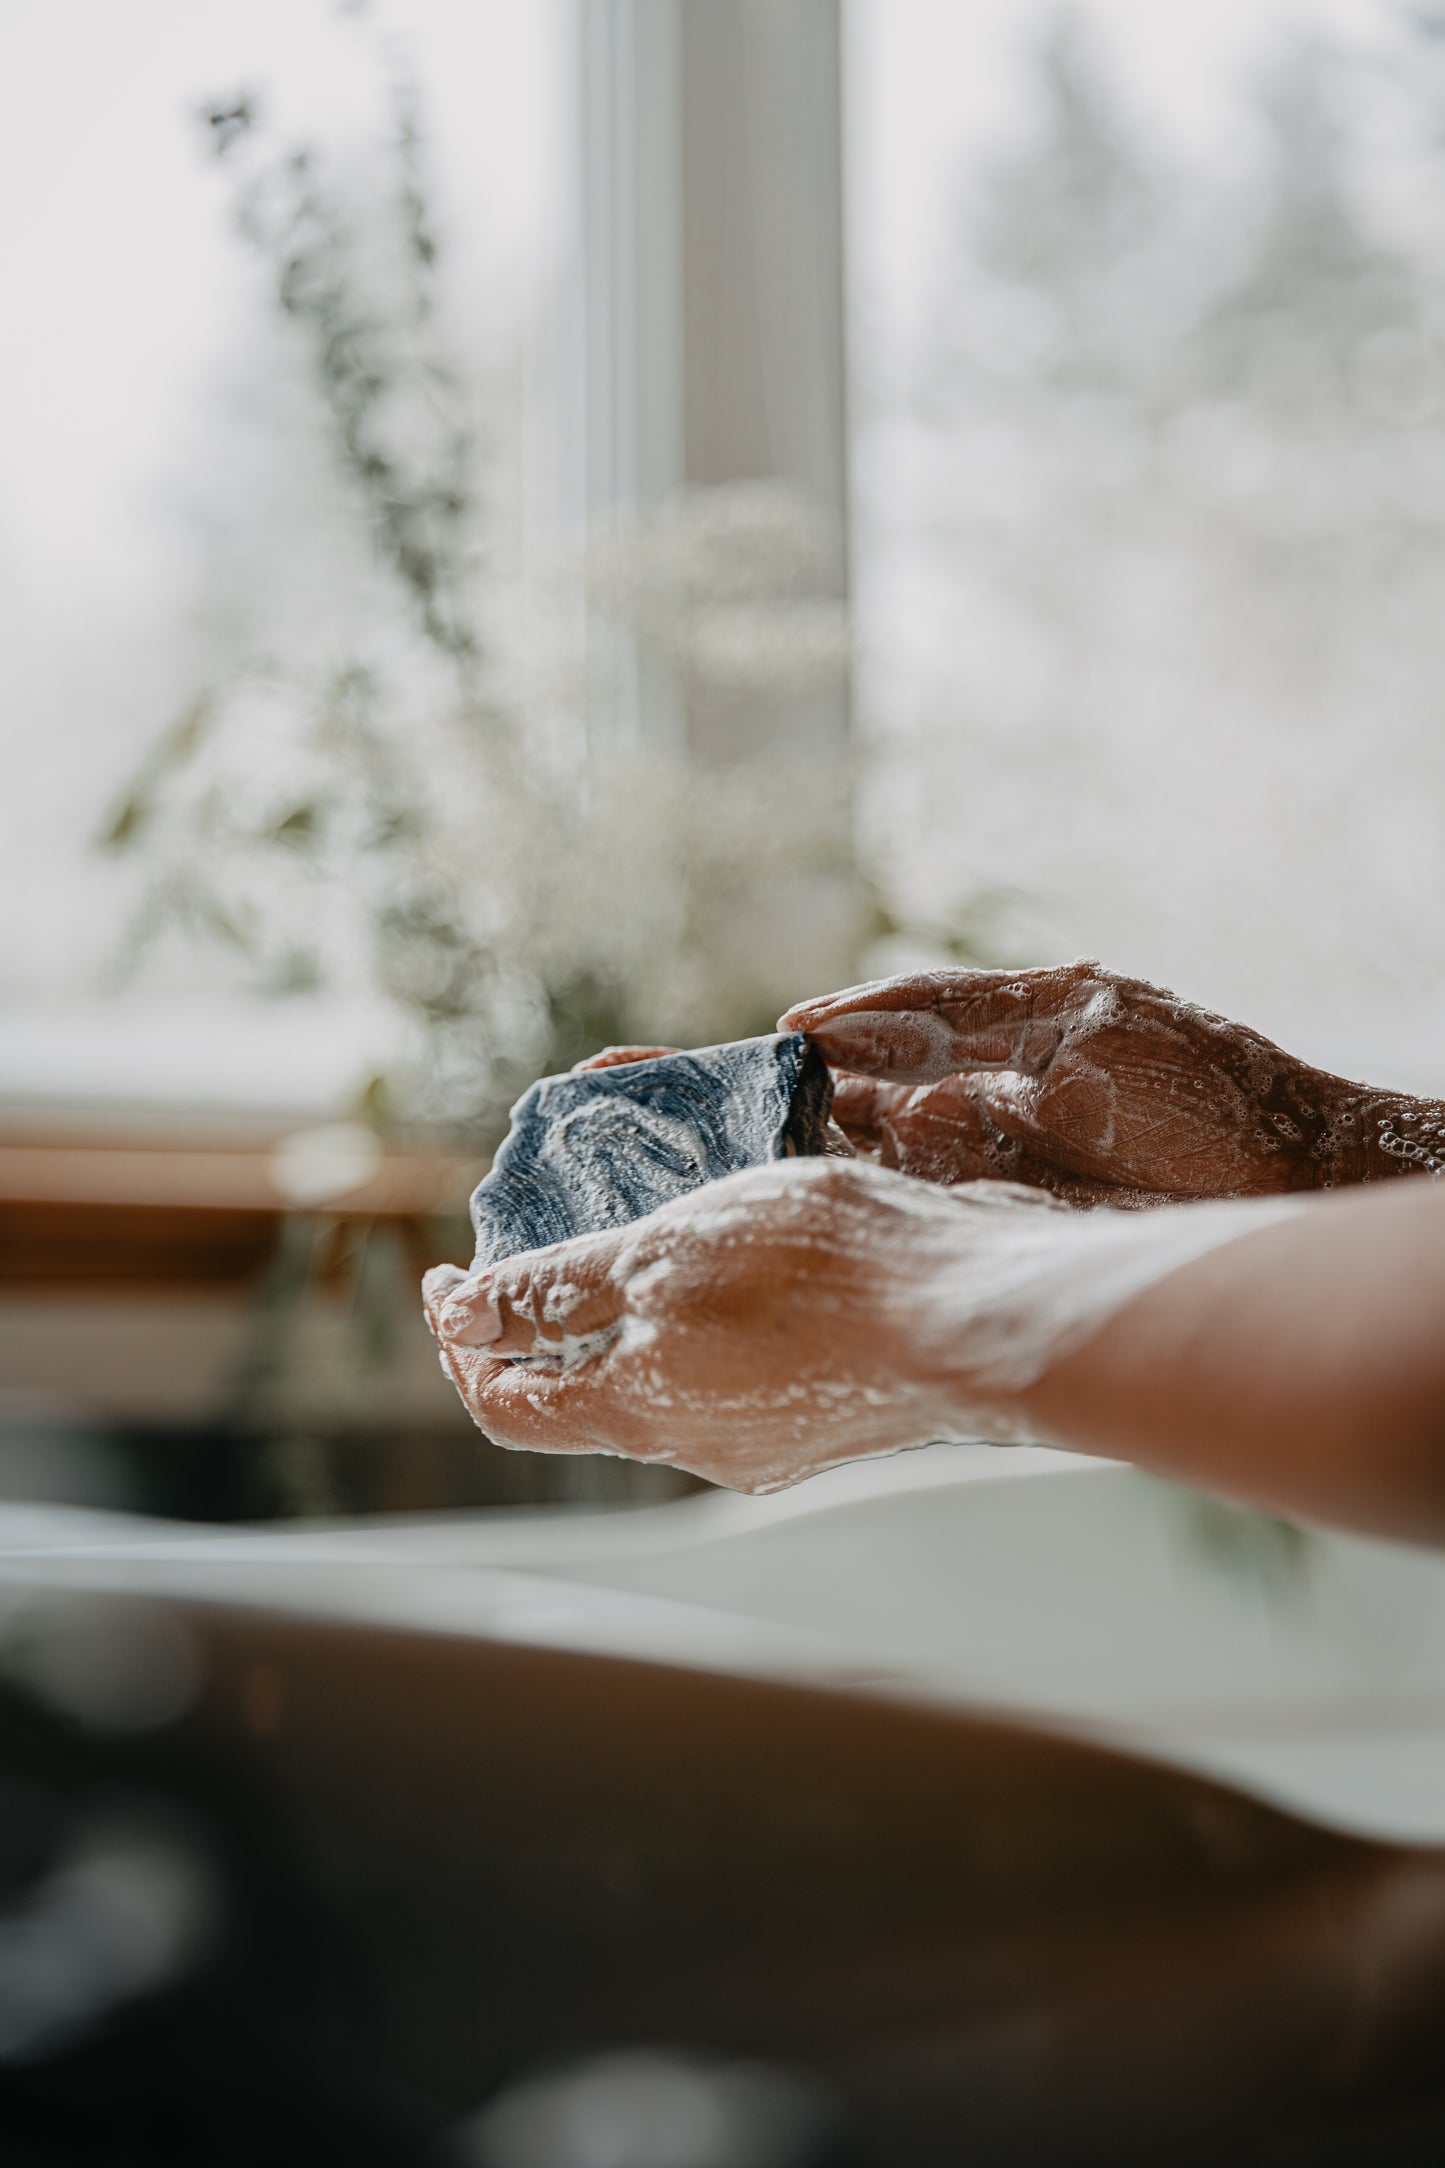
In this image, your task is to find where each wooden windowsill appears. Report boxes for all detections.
[0,1129,482,1290]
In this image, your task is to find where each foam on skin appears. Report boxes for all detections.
[429,1160,1308,1493]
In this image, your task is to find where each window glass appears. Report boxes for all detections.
[847,0,1445,1090]
[0,0,569,1113]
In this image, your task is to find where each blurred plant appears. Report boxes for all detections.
[201,64,479,666]
[100,23,862,1147]
[90,19,885,1499]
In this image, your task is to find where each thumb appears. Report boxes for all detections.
[789,1008,959,1086]
[782,963,1106,1085]
[781,973,966,1083]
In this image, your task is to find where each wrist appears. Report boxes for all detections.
[900,1186,1312,1443]
[1318,1083,1445,1184]
[894,1186,1091,1439]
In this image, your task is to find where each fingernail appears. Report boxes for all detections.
[438,1295,502,1346]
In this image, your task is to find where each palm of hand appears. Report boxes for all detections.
[786,962,1355,1205]
[424,1159,964,1491]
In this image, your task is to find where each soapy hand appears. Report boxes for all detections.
[422,1146,1302,1488]
[423,1158,1032,1492]
[784,961,1443,1202]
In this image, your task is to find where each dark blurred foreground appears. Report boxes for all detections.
[0,1118,701,1519]
[1,1574,1445,2166]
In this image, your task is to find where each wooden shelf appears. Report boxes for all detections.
[0,1134,482,1289]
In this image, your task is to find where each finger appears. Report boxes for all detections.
[964,1067,1127,1188]
[828,1074,914,1152]
[863,1073,1107,1201]
[781,962,1104,1085]
[422,1261,493,1345]
[462,1326,676,1459]
[869,1075,1000,1184]
[441,1341,624,1456]
[966,1069,1228,1203]
[422,1261,469,1307]
[782,969,1041,1034]
[460,1226,630,1360]
[472,1352,615,1439]
[782,974,965,1081]
[571,1045,680,1073]
[424,1260,502,1348]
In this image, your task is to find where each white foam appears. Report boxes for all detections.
[911,1183,1307,1432]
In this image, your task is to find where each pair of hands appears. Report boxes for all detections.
[425,961,1427,1489]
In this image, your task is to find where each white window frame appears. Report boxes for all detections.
[578,0,851,756]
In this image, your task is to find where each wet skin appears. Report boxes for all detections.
[403,976,1445,2161]
[783,960,1445,1204]
[572,962,1445,1202]
[426,964,1445,1528]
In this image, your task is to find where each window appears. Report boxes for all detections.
[848,0,1445,1091]
[0,0,570,1115]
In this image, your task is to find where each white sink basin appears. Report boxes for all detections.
[5,1443,1445,1841]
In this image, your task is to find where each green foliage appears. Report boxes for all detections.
[98,695,216,852]
[203,65,479,664]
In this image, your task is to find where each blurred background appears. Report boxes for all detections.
[12,10,1445,2162]
[4,0,1445,1514]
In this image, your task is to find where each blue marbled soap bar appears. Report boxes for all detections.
[468,1033,833,1268]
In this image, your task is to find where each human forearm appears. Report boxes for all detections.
[1007,1181,1445,1542]
[428,1158,1445,1529]
[1321,1083,1445,1184]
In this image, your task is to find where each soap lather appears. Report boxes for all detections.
[467,1032,834,1269]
